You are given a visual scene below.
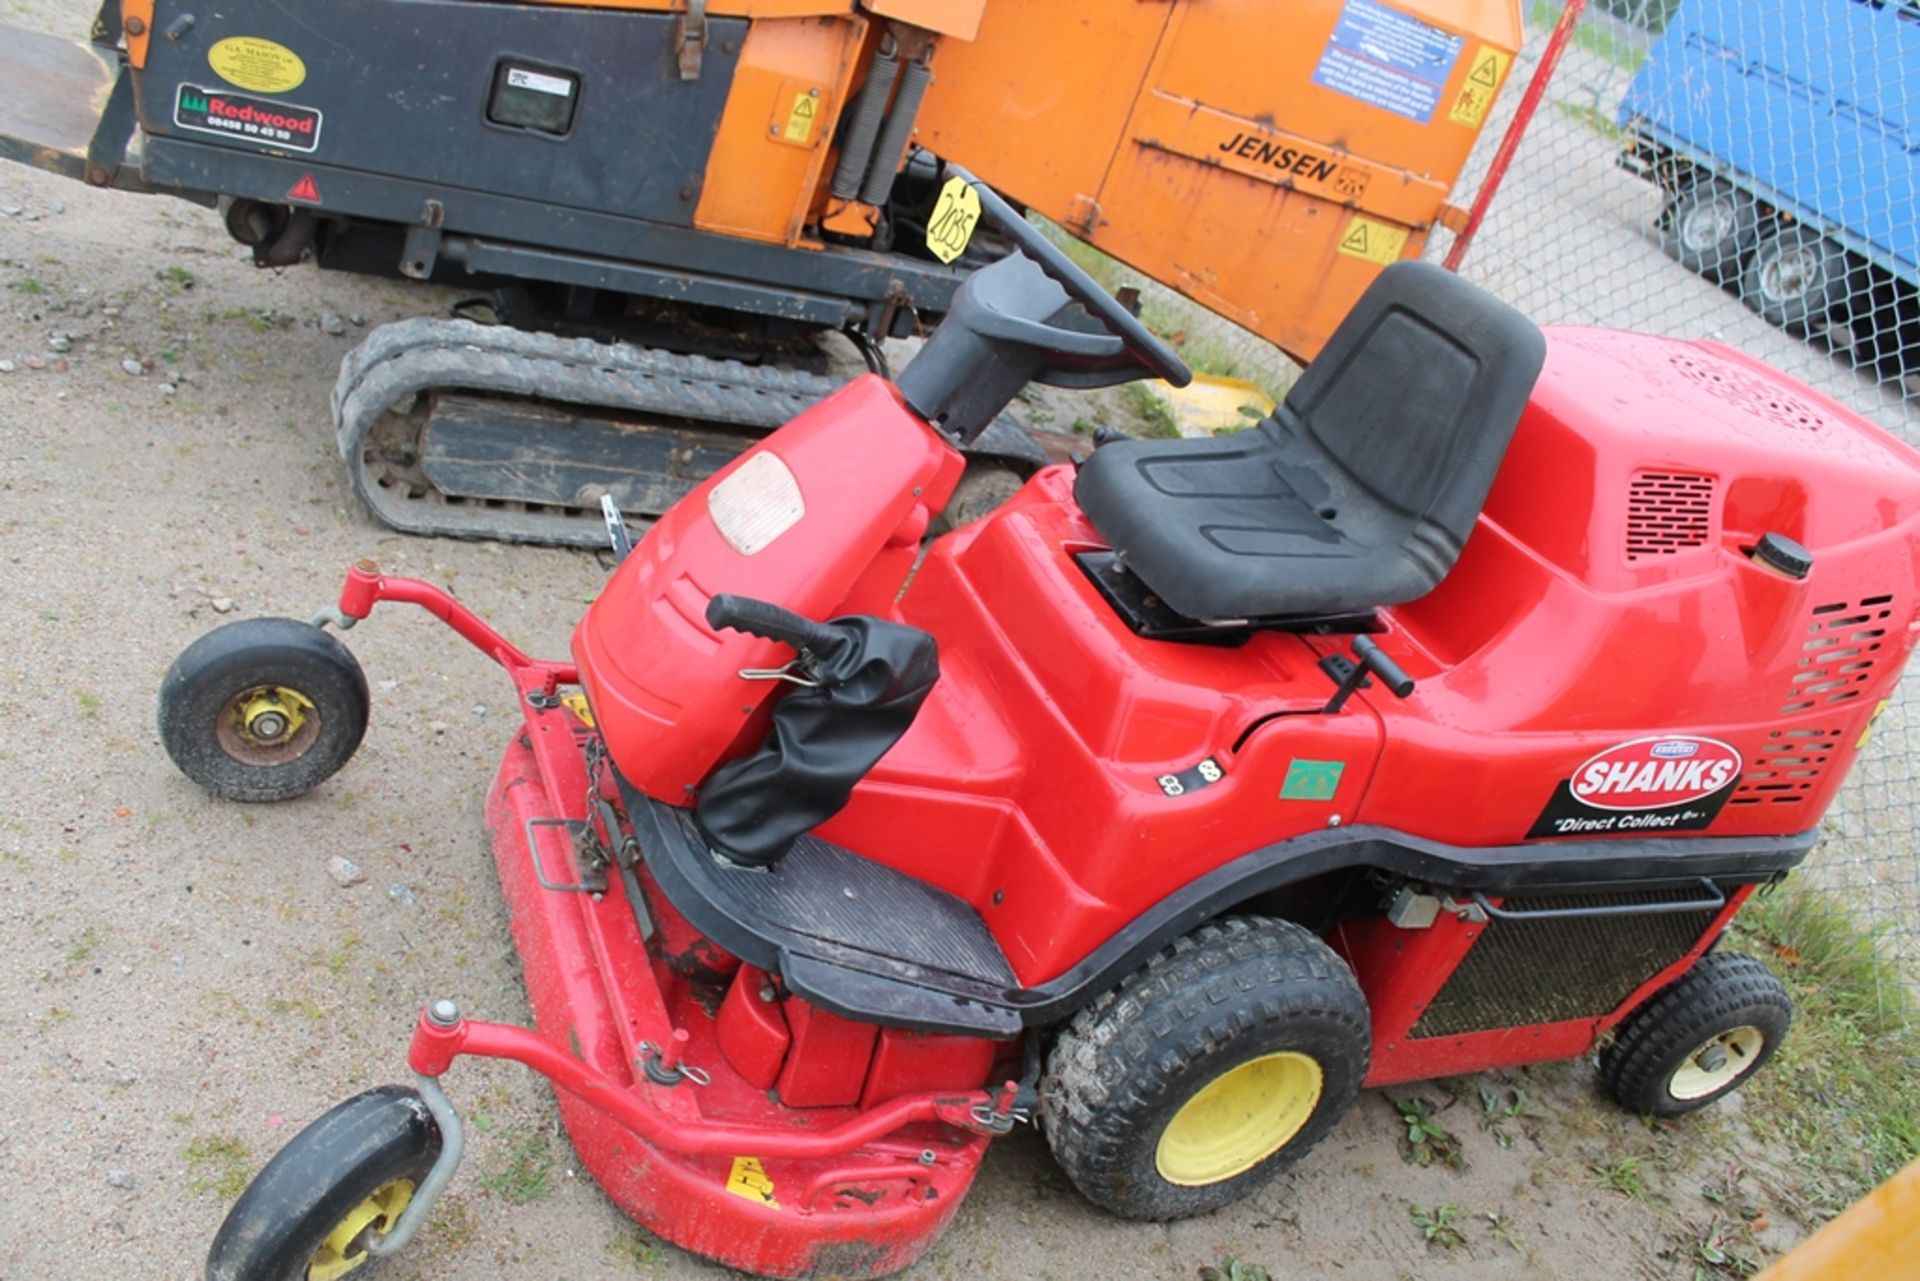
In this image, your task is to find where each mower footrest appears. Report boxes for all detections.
[620,779,1022,1037]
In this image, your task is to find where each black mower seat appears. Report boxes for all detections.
[1074,261,1546,622]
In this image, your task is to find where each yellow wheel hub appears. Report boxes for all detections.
[1155,1051,1324,1187]
[1669,1025,1766,1101]
[238,686,314,746]
[308,1178,414,1281]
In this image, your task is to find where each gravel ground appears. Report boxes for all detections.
[0,4,1851,1278]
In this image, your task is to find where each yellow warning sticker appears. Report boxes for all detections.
[1448,45,1512,128]
[560,691,595,728]
[208,36,307,95]
[1856,698,1891,750]
[1337,215,1409,266]
[924,175,983,265]
[784,90,819,144]
[726,1156,779,1207]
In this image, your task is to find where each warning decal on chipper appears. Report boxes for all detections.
[1337,215,1409,265]
[1312,0,1465,125]
[174,84,322,154]
[1527,736,1742,838]
[1447,45,1512,128]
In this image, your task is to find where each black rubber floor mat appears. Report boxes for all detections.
[618,776,1020,1037]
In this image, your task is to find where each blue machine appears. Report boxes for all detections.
[1616,0,1918,368]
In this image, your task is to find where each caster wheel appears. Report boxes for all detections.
[1742,225,1857,336]
[1599,952,1791,1118]
[1042,916,1371,1220]
[206,1085,442,1281]
[1663,179,1759,282]
[159,617,370,802]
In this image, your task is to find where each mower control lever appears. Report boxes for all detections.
[1352,636,1415,698]
[1320,635,1416,714]
[706,593,839,657]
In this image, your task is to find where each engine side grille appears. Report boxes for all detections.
[1409,889,1722,1039]
[1783,596,1894,715]
[1626,471,1715,560]
[1730,726,1842,807]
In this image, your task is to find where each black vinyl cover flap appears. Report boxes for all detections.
[695,617,939,865]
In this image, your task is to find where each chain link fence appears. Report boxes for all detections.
[1427,0,1920,1008]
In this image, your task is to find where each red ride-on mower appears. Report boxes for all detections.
[164,169,1916,1280]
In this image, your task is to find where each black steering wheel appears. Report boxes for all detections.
[949,166,1192,389]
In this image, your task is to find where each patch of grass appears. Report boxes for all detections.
[1476,1078,1542,1149]
[1483,1211,1524,1253]
[1529,1,1649,72]
[1734,883,1920,1208]
[1593,1154,1649,1199]
[6,277,46,295]
[1198,1260,1271,1281]
[1665,1216,1762,1279]
[606,1227,664,1268]
[1410,1203,1466,1250]
[1120,383,1181,440]
[320,931,362,976]
[1551,98,1630,144]
[1069,416,1099,436]
[161,265,196,289]
[184,1134,252,1198]
[1394,1095,1468,1171]
[480,1128,556,1204]
[66,926,100,964]
[211,306,295,334]
[74,689,100,719]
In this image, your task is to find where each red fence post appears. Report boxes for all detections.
[1444,0,1593,272]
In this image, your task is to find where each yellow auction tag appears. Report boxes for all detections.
[1448,45,1512,128]
[1337,215,1409,266]
[924,176,982,265]
[726,1155,779,1207]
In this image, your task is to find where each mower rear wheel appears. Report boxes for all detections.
[206,1085,442,1281]
[159,618,370,802]
[1598,952,1791,1118]
[1041,916,1370,1220]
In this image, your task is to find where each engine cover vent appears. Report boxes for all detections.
[1626,471,1715,560]
[1782,596,1895,715]
[1730,727,1842,806]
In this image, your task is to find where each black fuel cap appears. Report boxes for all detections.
[1751,532,1812,580]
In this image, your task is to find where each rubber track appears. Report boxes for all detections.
[332,318,847,546]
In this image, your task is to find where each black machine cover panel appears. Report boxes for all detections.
[136,0,743,225]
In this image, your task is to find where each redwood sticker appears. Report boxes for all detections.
[174,84,322,153]
[1528,736,1742,838]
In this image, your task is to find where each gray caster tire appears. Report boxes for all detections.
[206,1085,441,1281]
[159,617,370,802]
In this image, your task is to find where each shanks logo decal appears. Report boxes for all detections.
[174,84,322,154]
[1570,737,1741,811]
[1529,736,1742,838]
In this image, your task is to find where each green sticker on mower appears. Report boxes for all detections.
[1280,759,1344,801]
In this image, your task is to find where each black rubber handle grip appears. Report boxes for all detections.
[1352,635,1415,698]
[706,594,838,654]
